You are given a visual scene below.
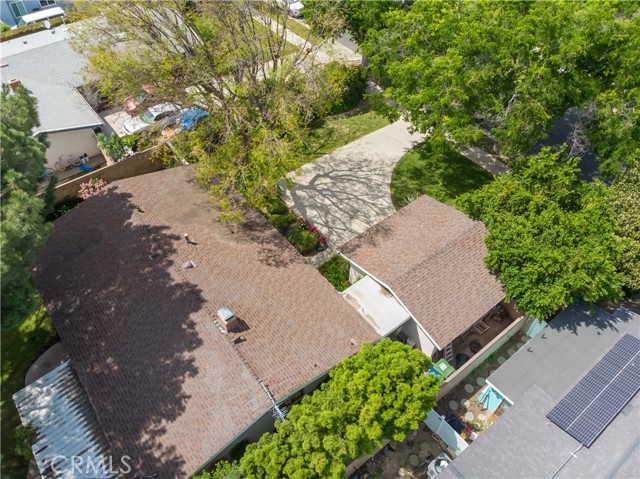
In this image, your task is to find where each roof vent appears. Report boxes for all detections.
[182,260,196,269]
[218,306,239,332]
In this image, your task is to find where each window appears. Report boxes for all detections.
[9,1,27,18]
[39,0,56,6]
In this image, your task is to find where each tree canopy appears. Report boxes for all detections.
[612,161,640,293]
[197,339,440,479]
[0,84,51,328]
[359,0,639,168]
[458,148,624,320]
[72,0,346,218]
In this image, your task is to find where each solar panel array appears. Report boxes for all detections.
[547,333,640,447]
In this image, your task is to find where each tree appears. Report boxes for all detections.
[612,162,640,293]
[243,339,438,478]
[198,339,439,479]
[303,0,405,47]
[458,148,624,320]
[71,0,344,218]
[0,85,51,329]
[360,0,639,160]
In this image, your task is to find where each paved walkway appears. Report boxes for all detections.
[282,120,424,249]
[283,121,509,254]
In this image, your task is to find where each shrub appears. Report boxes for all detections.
[46,197,83,222]
[78,178,107,200]
[0,22,10,32]
[0,17,65,42]
[319,255,351,291]
[269,213,296,234]
[14,423,37,461]
[265,195,289,215]
[97,133,137,162]
[313,62,368,117]
[286,227,319,254]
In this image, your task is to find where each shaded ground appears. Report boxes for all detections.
[391,141,493,210]
[357,423,447,478]
[1,298,57,479]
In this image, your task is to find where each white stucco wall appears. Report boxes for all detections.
[398,318,437,358]
[43,128,100,169]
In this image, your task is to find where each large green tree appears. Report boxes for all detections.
[0,85,51,328]
[612,162,640,293]
[72,0,344,218]
[197,339,439,479]
[359,0,639,163]
[459,148,624,320]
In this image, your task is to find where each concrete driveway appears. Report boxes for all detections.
[283,120,424,249]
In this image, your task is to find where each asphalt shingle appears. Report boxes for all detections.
[340,196,504,348]
[32,167,378,478]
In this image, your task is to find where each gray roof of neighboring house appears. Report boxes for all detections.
[488,304,640,403]
[439,384,640,479]
[438,304,640,479]
[1,27,102,134]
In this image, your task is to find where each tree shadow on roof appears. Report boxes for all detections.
[32,187,205,478]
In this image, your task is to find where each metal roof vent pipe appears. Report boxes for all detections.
[183,233,197,245]
[182,260,196,269]
[218,306,239,332]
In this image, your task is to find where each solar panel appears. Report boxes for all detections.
[547,334,640,447]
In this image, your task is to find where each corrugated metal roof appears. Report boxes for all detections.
[13,360,114,479]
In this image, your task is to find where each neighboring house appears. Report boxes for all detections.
[15,167,378,478]
[339,196,520,385]
[1,25,103,171]
[437,303,640,479]
[0,0,66,27]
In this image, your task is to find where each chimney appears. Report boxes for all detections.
[8,79,22,91]
[217,306,239,332]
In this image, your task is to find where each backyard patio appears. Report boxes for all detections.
[436,329,530,432]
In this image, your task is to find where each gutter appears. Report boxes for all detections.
[338,253,443,351]
[33,122,104,136]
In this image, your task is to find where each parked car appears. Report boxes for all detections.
[123,84,155,114]
[287,0,304,17]
[122,103,180,135]
[277,0,304,17]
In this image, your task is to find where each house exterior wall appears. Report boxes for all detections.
[1,0,67,26]
[397,318,437,358]
[44,128,100,169]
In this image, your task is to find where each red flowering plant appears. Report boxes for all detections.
[295,216,328,251]
[78,178,108,200]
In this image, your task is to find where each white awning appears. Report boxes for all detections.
[13,360,115,479]
[20,7,65,24]
[343,275,411,336]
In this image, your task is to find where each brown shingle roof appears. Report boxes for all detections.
[340,196,504,349]
[32,167,378,478]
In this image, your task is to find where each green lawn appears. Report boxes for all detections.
[390,141,493,209]
[283,18,321,45]
[1,294,56,479]
[298,105,390,166]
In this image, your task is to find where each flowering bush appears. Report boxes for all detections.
[78,178,108,200]
[294,216,327,251]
